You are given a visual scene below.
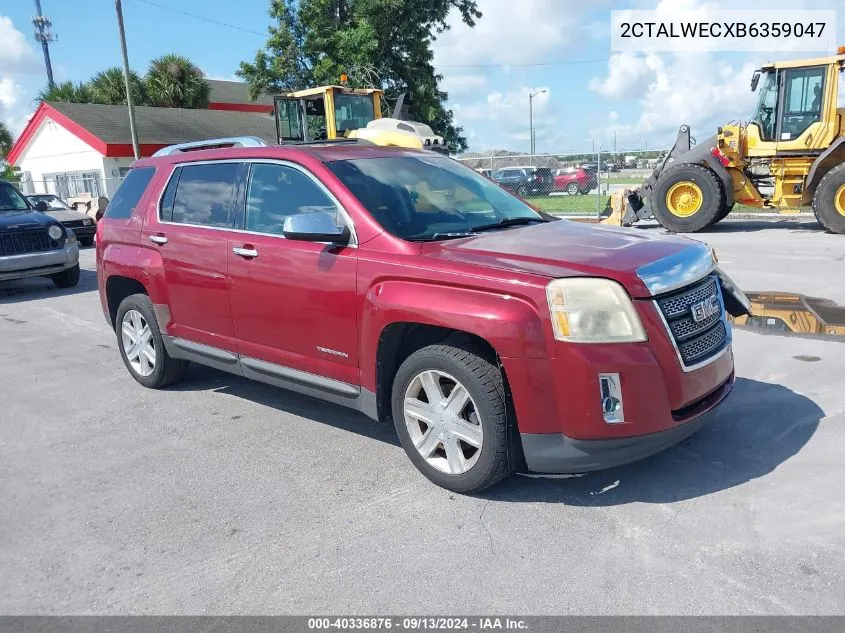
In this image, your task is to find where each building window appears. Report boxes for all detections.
[43,170,104,199]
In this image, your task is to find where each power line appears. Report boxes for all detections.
[130,0,267,37]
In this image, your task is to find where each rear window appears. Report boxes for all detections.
[170,162,240,228]
[105,167,155,219]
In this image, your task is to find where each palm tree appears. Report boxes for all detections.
[37,81,92,103]
[145,54,210,108]
[0,121,12,160]
[89,67,146,106]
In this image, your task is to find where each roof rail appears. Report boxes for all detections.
[151,136,269,157]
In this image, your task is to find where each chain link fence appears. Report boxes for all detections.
[16,175,126,207]
[455,148,670,216]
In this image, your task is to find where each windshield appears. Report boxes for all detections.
[334,93,376,134]
[0,183,30,212]
[751,70,779,141]
[327,155,542,241]
[29,195,70,210]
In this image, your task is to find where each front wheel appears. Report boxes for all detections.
[391,344,512,493]
[651,163,725,232]
[515,185,528,198]
[566,182,579,195]
[812,163,845,234]
[51,264,80,288]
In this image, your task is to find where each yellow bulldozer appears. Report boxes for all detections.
[272,80,448,153]
[623,47,845,234]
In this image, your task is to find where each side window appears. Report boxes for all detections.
[780,66,825,140]
[171,162,240,228]
[245,163,337,236]
[104,167,155,219]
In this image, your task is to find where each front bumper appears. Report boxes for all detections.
[521,374,733,473]
[70,226,96,240]
[0,243,79,281]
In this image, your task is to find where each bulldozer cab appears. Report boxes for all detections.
[745,53,843,157]
[274,86,383,144]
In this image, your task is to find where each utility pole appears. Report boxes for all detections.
[529,89,546,158]
[115,0,140,159]
[32,0,56,89]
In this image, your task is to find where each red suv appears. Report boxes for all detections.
[554,167,595,195]
[97,137,749,493]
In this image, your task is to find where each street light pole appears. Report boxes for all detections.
[529,89,546,158]
[115,0,140,160]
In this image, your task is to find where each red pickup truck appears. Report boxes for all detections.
[97,138,749,493]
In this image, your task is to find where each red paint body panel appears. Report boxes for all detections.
[227,235,360,386]
[98,144,735,446]
[553,168,592,192]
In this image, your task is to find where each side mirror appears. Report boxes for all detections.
[282,211,351,244]
[35,200,49,212]
[750,70,760,92]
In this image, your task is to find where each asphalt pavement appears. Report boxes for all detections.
[1,219,844,614]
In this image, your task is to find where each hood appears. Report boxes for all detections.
[0,210,56,230]
[420,219,710,298]
[43,208,89,223]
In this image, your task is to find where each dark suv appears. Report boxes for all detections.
[97,137,746,493]
[492,166,554,197]
[1,180,80,287]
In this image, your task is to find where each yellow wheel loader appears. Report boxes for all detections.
[273,83,448,153]
[731,292,845,336]
[624,47,845,234]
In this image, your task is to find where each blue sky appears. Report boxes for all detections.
[2,0,844,155]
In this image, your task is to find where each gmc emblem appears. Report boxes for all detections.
[690,295,720,322]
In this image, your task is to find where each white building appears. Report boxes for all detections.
[8,96,277,200]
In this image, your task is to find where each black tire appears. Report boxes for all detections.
[712,202,734,225]
[391,344,512,493]
[811,163,845,234]
[115,293,189,389]
[79,236,95,247]
[651,163,725,232]
[51,264,80,288]
[515,185,528,198]
[566,182,579,195]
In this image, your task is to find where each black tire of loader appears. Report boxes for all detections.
[811,163,845,234]
[712,202,734,225]
[652,163,725,233]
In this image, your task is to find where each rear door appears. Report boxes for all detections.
[141,161,245,352]
[227,160,359,387]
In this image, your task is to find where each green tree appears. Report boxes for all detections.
[89,67,146,106]
[0,120,12,159]
[238,0,480,152]
[37,81,92,103]
[145,54,210,109]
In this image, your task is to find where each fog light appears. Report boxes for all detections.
[598,373,624,424]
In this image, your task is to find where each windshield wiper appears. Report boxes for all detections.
[406,232,477,242]
[470,217,547,233]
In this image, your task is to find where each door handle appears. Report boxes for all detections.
[232,246,259,258]
[149,234,167,245]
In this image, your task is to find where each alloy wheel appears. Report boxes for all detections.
[403,370,483,475]
[121,309,156,377]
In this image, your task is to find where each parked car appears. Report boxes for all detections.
[1,181,80,287]
[476,168,492,179]
[491,166,554,196]
[554,167,595,195]
[97,139,747,493]
[27,194,97,247]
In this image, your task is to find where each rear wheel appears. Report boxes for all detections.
[712,202,734,225]
[566,182,579,195]
[812,163,845,234]
[652,163,725,232]
[391,344,512,493]
[516,185,528,198]
[115,293,189,389]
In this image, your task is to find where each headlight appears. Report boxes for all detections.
[83,218,92,226]
[546,278,647,343]
[48,224,63,240]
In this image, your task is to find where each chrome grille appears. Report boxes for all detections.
[655,275,729,368]
[0,230,54,256]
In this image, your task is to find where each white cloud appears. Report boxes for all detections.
[439,74,486,99]
[434,0,607,68]
[0,14,39,137]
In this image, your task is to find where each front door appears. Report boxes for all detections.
[142,161,244,352]
[227,161,359,387]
